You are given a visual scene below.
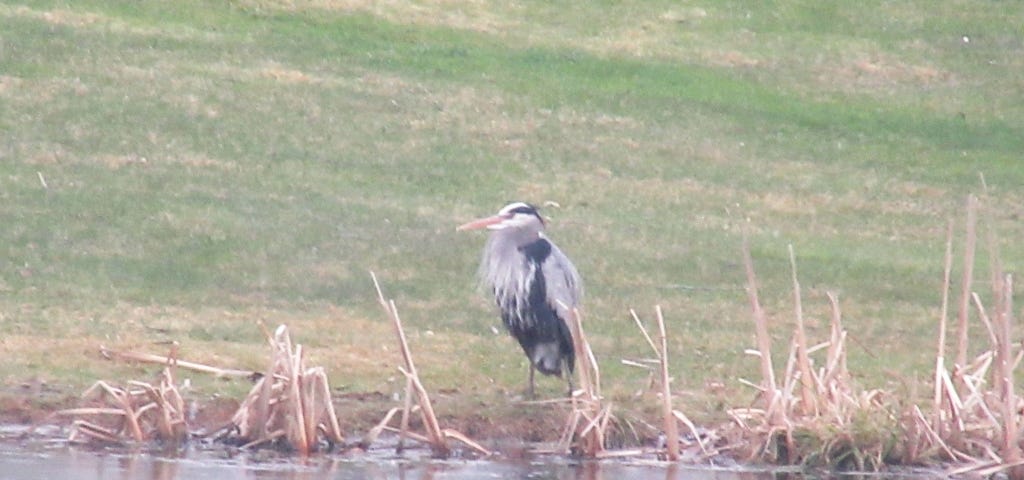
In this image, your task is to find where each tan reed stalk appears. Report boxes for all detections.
[934,219,954,430]
[823,292,847,389]
[741,234,780,423]
[788,245,817,416]
[314,369,344,444]
[978,174,1005,316]
[98,347,255,378]
[361,407,401,448]
[566,307,606,457]
[955,194,977,370]
[61,354,188,446]
[283,331,309,455]
[655,305,680,461]
[995,275,1021,478]
[630,308,660,354]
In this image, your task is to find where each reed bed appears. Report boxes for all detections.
[39,191,1024,475]
[225,324,344,454]
[901,194,1024,478]
[57,345,188,446]
[722,235,891,469]
[720,192,1024,477]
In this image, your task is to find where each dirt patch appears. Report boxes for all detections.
[1,382,627,448]
[817,53,955,94]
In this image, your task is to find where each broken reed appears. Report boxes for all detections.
[629,307,712,461]
[58,345,188,445]
[227,324,343,454]
[368,272,491,457]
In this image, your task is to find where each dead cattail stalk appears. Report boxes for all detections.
[934,219,954,429]
[911,195,1024,477]
[656,306,680,461]
[361,407,401,448]
[788,245,817,416]
[370,272,447,455]
[628,307,711,460]
[954,194,977,370]
[630,309,660,355]
[823,292,848,390]
[61,364,188,445]
[995,275,1020,477]
[99,347,256,378]
[367,272,490,457]
[741,234,778,412]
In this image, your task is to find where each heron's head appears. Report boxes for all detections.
[457,202,545,232]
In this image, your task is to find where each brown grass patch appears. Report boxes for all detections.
[703,50,762,69]
[0,4,221,40]
[241,0,517,34]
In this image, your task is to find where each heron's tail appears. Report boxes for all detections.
[532,342,568,377]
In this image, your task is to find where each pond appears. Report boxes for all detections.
[0,425,894,480]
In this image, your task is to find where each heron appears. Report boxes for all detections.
[457,202,582,398]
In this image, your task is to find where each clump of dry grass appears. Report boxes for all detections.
[56,345,188,446]
[901,193,1024,478]
[225,324,344,454]
[720,235,892,469]
[724,189,1024,476]
[364,272,491,457]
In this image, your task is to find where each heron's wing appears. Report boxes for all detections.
[541,242,583,320]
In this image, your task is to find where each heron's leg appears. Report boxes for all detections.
[565,364,574,397]
[527,364,536,399]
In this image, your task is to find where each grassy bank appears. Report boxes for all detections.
[2,0,1023,451]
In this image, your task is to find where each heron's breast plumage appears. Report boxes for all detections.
[480,235,540,330]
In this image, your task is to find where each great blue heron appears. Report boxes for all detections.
[458,202,582,397]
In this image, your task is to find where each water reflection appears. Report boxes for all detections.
[0,441,803,480]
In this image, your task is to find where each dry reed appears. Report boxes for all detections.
[367,272,491,457]
[902,193,1024,478]
[225,324,344,454]
[725,239,888,469]
[100,346,257,379]
[726,190,1024,475]
[628,307,716,461]
[555,307,620,458]
[58,345,188,445]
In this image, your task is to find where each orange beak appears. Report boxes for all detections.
[456,215,506,231]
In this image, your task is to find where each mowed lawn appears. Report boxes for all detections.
[1,0,1022,419]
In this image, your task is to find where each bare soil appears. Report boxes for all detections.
[0,385,656,449]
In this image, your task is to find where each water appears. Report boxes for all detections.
[0,444,788,480]
[0,426,879,480]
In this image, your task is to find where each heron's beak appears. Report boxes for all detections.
[456,215,505,231]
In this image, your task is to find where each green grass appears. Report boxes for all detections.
[1,0,1023,427]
